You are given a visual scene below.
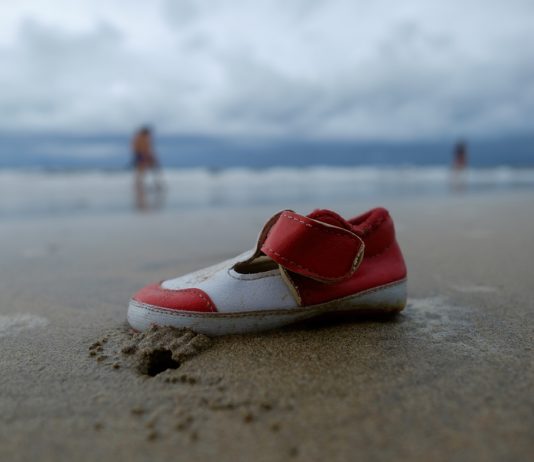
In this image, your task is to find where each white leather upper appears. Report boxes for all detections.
[161,251,299,312]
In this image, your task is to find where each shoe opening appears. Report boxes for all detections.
[233,255,278,274]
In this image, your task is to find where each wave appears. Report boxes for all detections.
[1,166,534,219]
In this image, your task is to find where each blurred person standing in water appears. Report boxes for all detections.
[451,139,468,192]
[131,126,164,210]
[453,140,468,171]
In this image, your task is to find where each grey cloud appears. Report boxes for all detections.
[163,0,201,27]
[1,0,533,140]
[164,0,326,27]
[208,17,534,139]
[0,20,131,131]
[215,57,321,128]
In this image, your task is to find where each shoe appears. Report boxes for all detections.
[128,207,407,335]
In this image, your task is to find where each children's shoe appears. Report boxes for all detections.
[128,208,407,335]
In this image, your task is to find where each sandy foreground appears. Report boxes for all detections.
[0,191,533,462]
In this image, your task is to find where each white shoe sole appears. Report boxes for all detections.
[127,279,407,336]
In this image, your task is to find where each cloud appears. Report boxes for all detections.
[0,0,533,140]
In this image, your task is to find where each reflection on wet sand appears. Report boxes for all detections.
[135,177,166,211]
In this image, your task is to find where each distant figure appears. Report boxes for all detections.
[132,126,159,172]
[453,140,468,171]
[451,140,468,193]
[131,126,164,210]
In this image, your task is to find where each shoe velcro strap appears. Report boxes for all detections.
[261,211,364,283]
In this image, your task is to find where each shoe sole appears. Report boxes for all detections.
[127,279,407,336]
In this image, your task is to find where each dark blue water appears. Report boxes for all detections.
[0,132,533,170]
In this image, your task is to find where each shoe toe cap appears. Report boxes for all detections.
[132,283,216,313]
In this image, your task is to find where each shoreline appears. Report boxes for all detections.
[2,171,534,223]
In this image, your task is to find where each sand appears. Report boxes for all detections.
[0,191,533,461]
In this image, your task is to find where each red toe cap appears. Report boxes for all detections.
[132,283,216,313]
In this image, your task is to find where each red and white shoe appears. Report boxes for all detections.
[128,208,407,336]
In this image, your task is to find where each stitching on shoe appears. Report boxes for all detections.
[265,213,362,279]
[283,213,313,228]
[171,288,215,312]
[263,246,353,281]
[263,241,363,281]
[263,247,312,274]
[227,268,281,281]
[132,279,406,319]
[281,213,356,239]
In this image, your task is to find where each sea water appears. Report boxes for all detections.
[1,133,533,218]
[1,166,533,219]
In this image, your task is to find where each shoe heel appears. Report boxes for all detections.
[321,279,407,315]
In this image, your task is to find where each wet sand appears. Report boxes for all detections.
[1,192,533,461]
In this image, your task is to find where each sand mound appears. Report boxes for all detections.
[89,325,212,376]
[88,325,286,442]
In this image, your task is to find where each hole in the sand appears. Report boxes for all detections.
[143,349,180,377]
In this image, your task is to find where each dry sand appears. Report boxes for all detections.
[0,192,533,461]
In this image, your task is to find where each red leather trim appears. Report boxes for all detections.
[261,211,364,283]
[133,283,217,313]
[349,207,393,256]
[292,240,407,306]
[290,209,407,306]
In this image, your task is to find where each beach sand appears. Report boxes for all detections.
[0,192,533,461]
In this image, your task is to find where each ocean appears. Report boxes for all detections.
[1,133,534,169]
[1,133,533,219]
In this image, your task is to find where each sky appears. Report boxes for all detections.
[1,0,533,140]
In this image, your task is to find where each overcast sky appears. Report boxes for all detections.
[1,0,533,140]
